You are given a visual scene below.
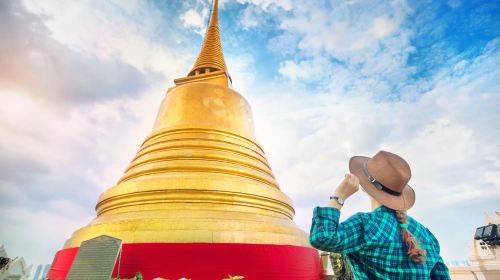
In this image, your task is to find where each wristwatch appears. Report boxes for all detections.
[329,195,344,206]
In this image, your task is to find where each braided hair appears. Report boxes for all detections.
[395,211,426,264]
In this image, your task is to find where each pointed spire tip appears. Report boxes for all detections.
[188,0,228,77]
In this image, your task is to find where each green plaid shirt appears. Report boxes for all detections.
[310,206,450,280]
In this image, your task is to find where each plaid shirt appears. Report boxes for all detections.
[310,206,450,280]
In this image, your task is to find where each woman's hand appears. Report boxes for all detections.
[333,173,360,201]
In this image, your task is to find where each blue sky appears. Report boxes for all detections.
[0,0,499,266]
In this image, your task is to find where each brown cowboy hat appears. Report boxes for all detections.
[349,150,415,211]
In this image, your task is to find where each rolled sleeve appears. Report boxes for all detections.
[309,206,365,253]
[313,206,341,222]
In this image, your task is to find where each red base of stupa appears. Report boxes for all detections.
[47,243,323,280]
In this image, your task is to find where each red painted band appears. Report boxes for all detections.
[48,243,323,280]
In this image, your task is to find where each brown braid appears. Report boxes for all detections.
[395,211,426,264]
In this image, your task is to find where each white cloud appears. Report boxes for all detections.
[278,57,334,82]
[226,53,256,92]
[274,0,414,87]
[372,17,396,38]
[0,1,151,104]
[0,88,165,264]
[181,8,209,34]
[279,60,308,80]
[278,1,409,54]
[234,0,293,11]
[239,5,263,29]
[0,1,165,264]
[21,0,192,83]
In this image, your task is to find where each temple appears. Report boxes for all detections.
[47,1,322,279]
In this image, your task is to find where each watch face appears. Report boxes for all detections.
[338,197,344,204]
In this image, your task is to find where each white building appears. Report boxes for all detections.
[0,245,31,280]
[449,212,500,280]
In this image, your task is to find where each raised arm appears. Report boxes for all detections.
[309,174,364,253]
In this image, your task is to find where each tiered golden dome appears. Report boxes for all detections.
[63,0,309,250]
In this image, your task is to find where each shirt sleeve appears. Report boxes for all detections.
[309,206,366,254]
[430,256,451,280]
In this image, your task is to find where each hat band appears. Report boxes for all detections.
[363,162,402,196]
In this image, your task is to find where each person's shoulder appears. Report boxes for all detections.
[424,226,441,247]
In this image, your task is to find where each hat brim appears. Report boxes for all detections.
[349,156,415,211]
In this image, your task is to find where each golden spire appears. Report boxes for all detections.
[188,0,228,76]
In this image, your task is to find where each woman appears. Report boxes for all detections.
[310,151,450,279]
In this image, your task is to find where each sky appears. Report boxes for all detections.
[0,0,499,267]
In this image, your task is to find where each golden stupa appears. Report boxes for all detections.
[48,1,321,279]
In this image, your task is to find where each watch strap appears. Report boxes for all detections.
[329,196,344,205]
